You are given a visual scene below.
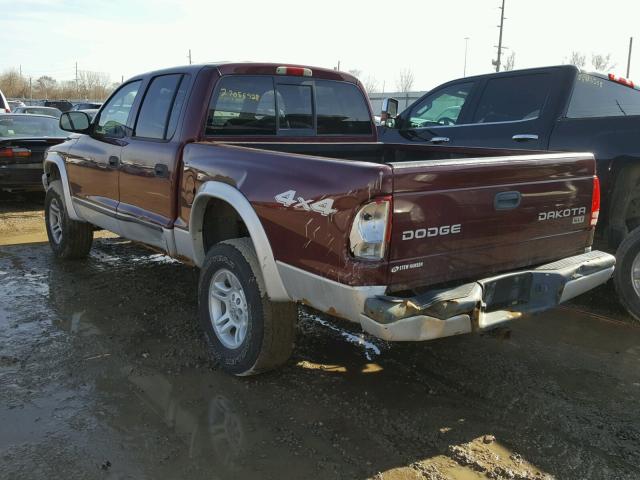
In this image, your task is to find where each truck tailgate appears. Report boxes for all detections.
[388,153,596,289]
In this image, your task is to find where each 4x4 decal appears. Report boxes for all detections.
[274,190,337,216]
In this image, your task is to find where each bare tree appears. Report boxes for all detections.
[347,69,362,79]
[567,51,586,68]
[396,69,415,92]
[591,53,616,72]
[503,51,516,71]
[35,76,57,98]
[362,75,379,94]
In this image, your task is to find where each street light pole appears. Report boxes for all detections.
[464,37,470,77]
[627,37,633,78]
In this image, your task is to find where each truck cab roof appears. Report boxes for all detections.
[127,62,359,84]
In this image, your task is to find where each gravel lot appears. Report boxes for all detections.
[1,192,639,479]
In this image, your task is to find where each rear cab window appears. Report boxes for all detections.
[567,73,640,118]
[135,73,187,140]
[472,74,553,123]
[205,76,372,137]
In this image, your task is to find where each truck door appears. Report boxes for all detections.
[381,81,478,145]
[66,81,142,219]
[117,73,189,240]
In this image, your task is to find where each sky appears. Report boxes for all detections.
[1,0,639,92]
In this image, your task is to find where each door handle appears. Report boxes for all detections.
[512,134,539,142]
[154,163,169,178]
[430,136,450,144]
[495,191,521,210]
[108,156,119,167]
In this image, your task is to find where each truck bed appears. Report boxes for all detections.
[185,141,595,292]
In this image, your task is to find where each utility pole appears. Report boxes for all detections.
[463,37,470,77]
[29,77,32,100]
[75,62,78,93]
[492,0,506,72]
[19,65,22,77]
[627,37,634,78]
[188,49,192,65]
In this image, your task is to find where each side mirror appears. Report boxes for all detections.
[59,111,91,133]
[381,98,399,127]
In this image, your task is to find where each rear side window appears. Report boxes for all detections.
[276,84,313,130]
[472,74,552,123]
[135,74,183,140]
[567,73,640,118]
[316,80,372,134]
[206,76,276,135]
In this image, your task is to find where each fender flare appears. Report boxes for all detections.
[189,181,290,302]
[43,153,81,221]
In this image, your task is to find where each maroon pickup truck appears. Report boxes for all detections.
[43,63,615,375]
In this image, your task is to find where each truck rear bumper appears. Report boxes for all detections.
[360,250,615,341]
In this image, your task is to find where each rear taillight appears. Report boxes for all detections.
[349,196,392,259]
[276,66,312,77]
[591,176,600,227]
[608,73,636,89]
[0,147,31,158]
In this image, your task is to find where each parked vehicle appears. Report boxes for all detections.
[0,90,10,113]
[71,102,102,111]
[379,65,640,319]
[13,106,63,118]
[43,63,614,375]
[44,100,73,112]
[0,114,69,190]
[8,100,26,111]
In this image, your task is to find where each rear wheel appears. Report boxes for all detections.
[45,180,93,259]
[614,226,640,323]
[198,238,297,376]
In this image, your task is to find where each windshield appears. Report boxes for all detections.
[0,115,68,138]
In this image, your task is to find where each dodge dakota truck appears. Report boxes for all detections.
[44,63,615,375]
[379,65,640,320]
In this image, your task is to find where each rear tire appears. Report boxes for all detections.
[198,238,297,376]
[614,226,640,323]
[45,180,93,259]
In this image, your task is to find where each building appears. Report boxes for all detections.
[367,90,428,115]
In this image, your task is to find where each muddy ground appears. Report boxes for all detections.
[1,192,639,480]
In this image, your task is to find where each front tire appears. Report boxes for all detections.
[198,238,297,376]
[45,180,93,259]
[614,226,640,323]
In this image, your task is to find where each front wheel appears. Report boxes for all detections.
[198,238,297,376]
[614,226,640,323]
[45,180,93,259]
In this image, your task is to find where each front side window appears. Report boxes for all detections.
[135,74,182,140]
[276,84,313,130]
[95,80,141,138]
[315,80,372,135]
[206,76,276,135]
[567,73,640,118]
[410,83,472,127]
[472,74,551,124]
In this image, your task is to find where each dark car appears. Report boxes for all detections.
[379,65,640,319]
[44,100,73,112]
[13,106,63,118]
[0,114,69,191]
[71,102,102,111]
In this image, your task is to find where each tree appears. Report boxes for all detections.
[36,76,57,98]
[503,51,516,71]
[567,51,586,68]
[396,69,415,92]
[362,75,379,94]
[347,69,362,79]
[591,53,616,72]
